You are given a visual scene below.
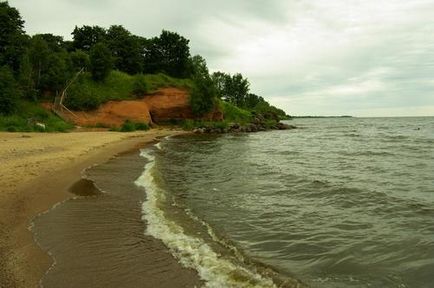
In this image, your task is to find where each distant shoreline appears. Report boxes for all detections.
[290,115,353,118]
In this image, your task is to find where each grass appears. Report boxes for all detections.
[109,120,150,132]
[66,70,193,110]
[0,101,74,132]
[218,99,252,124]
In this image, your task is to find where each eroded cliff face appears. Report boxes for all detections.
[71,88,222,127]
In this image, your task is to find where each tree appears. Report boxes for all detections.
[0,66,21,115]
[211,71,229,99]
[226,73,250,107]
[70,50,90,71]
[212,72,250,107]
[144,30,191,78]
[35,33,66,52]
[72,25,106,51]
[28,35,50,88]
[245,93,262,109]
[190,55,209,78]
[18,51,37,101]
[89,43,112,81]
[39,52,70,92]
[0,1,27,74]
[190,75,216,116]
[106,25,143,74]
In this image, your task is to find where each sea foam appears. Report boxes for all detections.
[135,147,276,288]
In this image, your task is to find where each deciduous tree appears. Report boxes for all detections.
[89,43,112,82]
[0,66,21,114]
[72,25,106,51]
[0,1,27,73]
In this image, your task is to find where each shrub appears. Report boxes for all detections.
[120,120,136,132]
[190,75,216,116]
[132,75,148,97]
[134,122,149,131]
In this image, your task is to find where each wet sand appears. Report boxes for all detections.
[33,149,201,287]
[0,129,199,287]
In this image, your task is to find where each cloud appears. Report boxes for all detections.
[9,0,434,116]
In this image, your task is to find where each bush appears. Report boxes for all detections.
[190,75,216,116]
[132,75,148,97]
[118,120,149,132]
[134,122,149,130]
[120,120,136,132]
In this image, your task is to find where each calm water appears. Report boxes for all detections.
[147,117,434,287]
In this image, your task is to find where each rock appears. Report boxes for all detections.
[193,128,206,134]
[276,122,297,130]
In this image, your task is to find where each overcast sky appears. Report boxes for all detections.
[10,0,434,116]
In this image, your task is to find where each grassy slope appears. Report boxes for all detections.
[0,71,193,132]
[66,71,193,110]
[1,70,283,132]
[0,101,74,132]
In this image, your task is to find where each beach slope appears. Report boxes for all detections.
[0,129,197,287]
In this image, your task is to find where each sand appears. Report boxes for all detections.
[0,129,193,287]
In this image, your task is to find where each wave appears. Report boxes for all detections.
[135,147,278,288]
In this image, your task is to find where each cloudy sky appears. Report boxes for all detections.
[10,0,434,116]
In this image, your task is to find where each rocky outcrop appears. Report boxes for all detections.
[193,122,297,134]
[71,88,222,127]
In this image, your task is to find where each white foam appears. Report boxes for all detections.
[136,149,276,288]
[155,142,162,150]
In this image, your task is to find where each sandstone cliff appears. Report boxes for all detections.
[71,88,222,127]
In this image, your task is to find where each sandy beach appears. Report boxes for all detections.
[0,129,197,288]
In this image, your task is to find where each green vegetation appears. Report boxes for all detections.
[109,120,149,132]
[0,101,73,132]
[181,119,229,131]
[211,71,290,121]
[0,1,290,132]
[218,100,252,124]
[65,71,192,110]
[0,66,20,115]
[89,42,113,82]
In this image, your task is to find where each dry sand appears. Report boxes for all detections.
[0,129,190,287]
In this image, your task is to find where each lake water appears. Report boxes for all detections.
[143,117,434,287]
[34,117,434,288]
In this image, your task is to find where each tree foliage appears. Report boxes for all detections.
[144,30,191,78]
[0,1,289,122]
[190,55,209,78]
[72,25,107,51]
[0,66,21,114]
[188,56,216,115]
[70,49,90,71]
[27,35,72,95]
[190,75,216,116]
[0,1,27,73]
[89,43,112,82]
[212,72,250,107]
[106,25,143,74]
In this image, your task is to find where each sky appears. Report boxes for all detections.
[9,0,434,117]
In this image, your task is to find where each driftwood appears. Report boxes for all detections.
[52,68,84,122]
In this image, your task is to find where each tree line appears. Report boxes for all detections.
[0,1,288,120]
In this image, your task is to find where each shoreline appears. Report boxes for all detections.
[0,129,189,287]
